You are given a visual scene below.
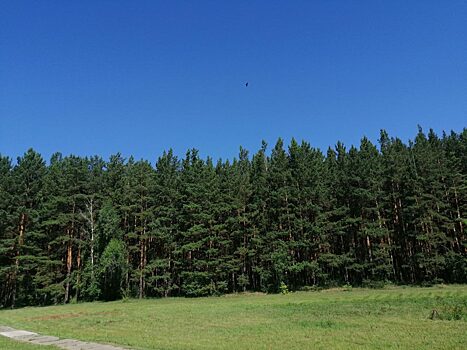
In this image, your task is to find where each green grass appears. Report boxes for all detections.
[0,336,58,349]
[0,285,466,350]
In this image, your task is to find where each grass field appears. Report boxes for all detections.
[0,285,466,350]
[0,336,58,350]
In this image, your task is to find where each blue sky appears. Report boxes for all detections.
[1,1,466,162]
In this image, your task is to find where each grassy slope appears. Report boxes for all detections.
[0,285,466,350]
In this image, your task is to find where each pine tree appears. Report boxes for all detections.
[0,155,15,307]
[355,137,392,282]
[288,140,326,287]
[262,138,293,291]
[230,147,253,292]
[148,150,181,297]
[249,141,270,291]
[10,149,46,307]
[121,158,155,298]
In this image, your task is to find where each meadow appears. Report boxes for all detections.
[0,285,466,350]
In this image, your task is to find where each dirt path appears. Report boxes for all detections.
[0,325,129,350]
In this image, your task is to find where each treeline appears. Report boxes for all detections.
[0,127,466,307]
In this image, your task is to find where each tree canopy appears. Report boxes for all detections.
[1,128,466,307]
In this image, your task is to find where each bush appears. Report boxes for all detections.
[280,281,289,295]
[299,285,322,292]
[362,279,387,289]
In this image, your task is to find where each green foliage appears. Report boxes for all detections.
[1,128,466,307]
[362,279,388,289]
[99,239,127,301]
[280,281,289,294]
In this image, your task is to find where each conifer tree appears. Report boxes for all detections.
[10,149,46,307]
[148,150,181,297]
[0,155,15,307]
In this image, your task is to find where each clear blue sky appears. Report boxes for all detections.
[1,1,466,162]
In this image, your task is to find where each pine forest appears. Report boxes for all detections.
[1,127,466,308]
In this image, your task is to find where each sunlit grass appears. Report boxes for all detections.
[1,285,466,349]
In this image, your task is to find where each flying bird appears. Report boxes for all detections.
[245,82,248,87]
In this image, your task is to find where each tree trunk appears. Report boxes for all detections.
[64,234,72,303]
[64,201,76,303]
[12,213,26,308]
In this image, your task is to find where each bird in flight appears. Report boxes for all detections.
[245,82,249,87]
